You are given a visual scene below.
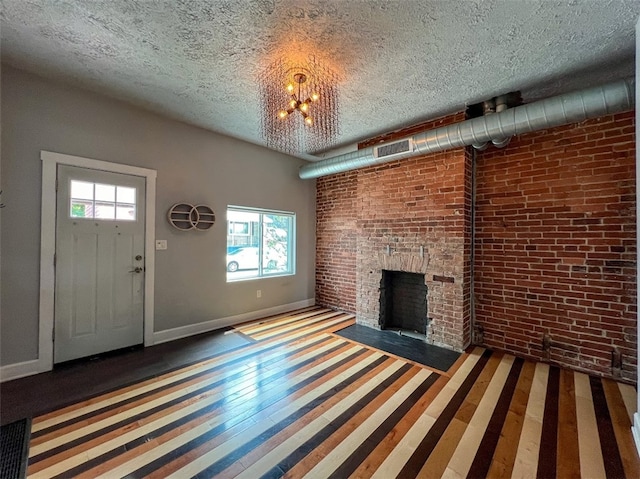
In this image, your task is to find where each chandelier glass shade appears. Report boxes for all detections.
[259,55,340,154]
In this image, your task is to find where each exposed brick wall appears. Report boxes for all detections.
[316,171,358,312]
[474,111,637,381]
[315,110,635,379]
[315,113,473,350]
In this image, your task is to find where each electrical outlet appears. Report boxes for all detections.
[155,240,167,250]
[257,290,262,298]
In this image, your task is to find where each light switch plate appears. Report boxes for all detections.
[155,239,167,250]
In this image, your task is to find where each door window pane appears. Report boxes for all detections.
[69,180,137,221]
[95,183,116,202]
[95,202,116,219]
[70,181,94,200]
[70,200,92,218]
[117,186,136,204]
[116,205,136,220]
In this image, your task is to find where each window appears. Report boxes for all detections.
[69,180,136,221]
[228,221,250,236]
[226,206,295,281]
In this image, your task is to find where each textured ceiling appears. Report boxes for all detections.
[1,0,638,158]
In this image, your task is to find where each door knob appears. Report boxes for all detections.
[129,267,143,273]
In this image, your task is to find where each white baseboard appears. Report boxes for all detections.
[152,298,316,345]
[0,358,48,382]
[632,413,640,458]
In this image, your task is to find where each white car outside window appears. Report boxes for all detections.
[226,247,283,272]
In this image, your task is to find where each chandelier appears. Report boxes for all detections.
[259,55,340,155]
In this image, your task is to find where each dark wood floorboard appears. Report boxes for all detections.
[0,326,250,425]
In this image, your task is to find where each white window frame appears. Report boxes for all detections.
[226,206,296,282]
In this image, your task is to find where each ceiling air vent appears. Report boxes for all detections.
[374,139,413,159]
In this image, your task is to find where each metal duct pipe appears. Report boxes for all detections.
[471,99,496,150]
[491,94,512,148]
[299,78,635,180]
[491,136,512,148]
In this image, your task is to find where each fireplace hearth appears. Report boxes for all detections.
[379,270,428,339]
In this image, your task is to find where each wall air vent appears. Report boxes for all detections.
[374,139,413,159]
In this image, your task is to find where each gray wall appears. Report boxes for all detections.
[1,64,316,366]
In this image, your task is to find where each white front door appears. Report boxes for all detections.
[54,165,146,363]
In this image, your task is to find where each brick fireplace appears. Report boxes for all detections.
[316,111,636,381]
[315,114,473,352]
[355,221,470,350]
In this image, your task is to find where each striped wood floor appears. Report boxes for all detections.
[26,306,640,478]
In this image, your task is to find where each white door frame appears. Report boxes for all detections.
[38,150,157,373]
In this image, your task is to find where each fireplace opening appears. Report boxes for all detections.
[379,270,428,339]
